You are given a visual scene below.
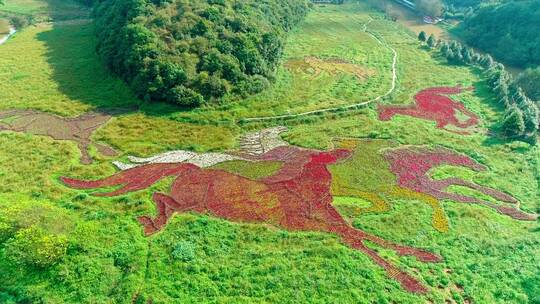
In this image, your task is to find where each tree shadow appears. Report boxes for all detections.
[44,0,91,22]
[35,14,182,117]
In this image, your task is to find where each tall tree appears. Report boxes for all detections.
[418,31,427,42]
[427,34,437,48]
[501,106,526,138]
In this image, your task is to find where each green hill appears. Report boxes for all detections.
[457,0,540,68]
[94,0,309,107]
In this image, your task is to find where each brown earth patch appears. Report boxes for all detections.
[0,109,118,164]
[284,56,375,81]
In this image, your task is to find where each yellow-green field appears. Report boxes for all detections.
[0,1,538,303]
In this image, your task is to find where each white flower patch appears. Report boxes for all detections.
[114,127,290,171]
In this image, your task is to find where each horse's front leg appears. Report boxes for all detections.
[138,192,196,235]
[76,140,93,165]
[430,178,537,221]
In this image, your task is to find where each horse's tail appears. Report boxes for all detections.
[61,163,198,197]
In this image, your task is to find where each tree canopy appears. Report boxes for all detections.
[94,0,310,107]
[417,0,444,17]
[515,67,540,102]
[458,0,540,68]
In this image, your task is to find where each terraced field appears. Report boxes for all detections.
[0,1,538,303]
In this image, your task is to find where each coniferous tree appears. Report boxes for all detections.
[418,31,427,42]
[520,101,539,135]
[427,34,437,48]
[440,41,449,54]
[501,106,526,138]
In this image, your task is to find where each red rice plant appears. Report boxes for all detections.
[384,146,537,221]
[378,86,479,134]
[62,146,441,294]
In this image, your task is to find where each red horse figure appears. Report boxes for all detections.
[62,145,441,294]
[378,86,479,134]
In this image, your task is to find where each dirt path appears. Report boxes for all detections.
[241,17,398,123]
[0,27,16,45]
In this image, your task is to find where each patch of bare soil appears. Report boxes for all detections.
[0,109,117,164]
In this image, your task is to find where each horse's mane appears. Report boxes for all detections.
[113,127,291,170]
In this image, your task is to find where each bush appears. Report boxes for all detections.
[9,16,29,29]
[4,226,68,268]
[171,241,195,262]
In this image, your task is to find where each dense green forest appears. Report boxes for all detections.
[93,0,309,107]
[457,0,540,68]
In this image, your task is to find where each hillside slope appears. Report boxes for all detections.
[458,0,540,68]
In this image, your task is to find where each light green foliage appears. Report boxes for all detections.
[210,160,283,180]
[4,226,68,268]
[171,241,196,262]
[0,0,89,22]
[173,3,395,121]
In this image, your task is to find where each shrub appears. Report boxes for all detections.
[4,226,68,268]
[171,241,195,262]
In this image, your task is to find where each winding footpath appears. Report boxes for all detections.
[241,17,398,123]
[0,27,16,45]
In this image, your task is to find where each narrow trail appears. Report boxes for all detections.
[241,17,398,123]
[0,27,16,45]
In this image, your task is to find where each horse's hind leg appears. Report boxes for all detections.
[389,187,449,232]
[430,179,537,221]
[439,177,517,203]
[336,226,440,293]
[138,193,195,235]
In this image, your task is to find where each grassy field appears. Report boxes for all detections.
[0,0,88,21]
[0,1,539,303]
[0,18,10,34]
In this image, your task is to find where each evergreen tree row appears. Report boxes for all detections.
[419,31,539,143]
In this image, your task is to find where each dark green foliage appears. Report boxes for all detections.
[427,34,437,48]
[501,106,526,138]
[4,226,68,268]
[418,31,427,42]
[94,0,310,107]
[458,0,540,68]
[515,67,540,101]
